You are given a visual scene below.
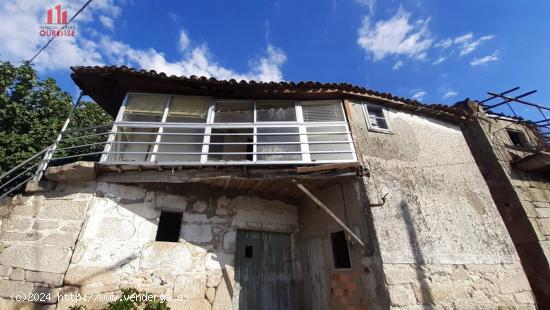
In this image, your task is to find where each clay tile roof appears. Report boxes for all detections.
[70,65,469,122]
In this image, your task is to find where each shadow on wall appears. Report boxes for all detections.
[399,201,435,308]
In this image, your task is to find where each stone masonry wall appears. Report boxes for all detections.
[0,181,298,310]
[346,100,537,309]
[460,108,550,307]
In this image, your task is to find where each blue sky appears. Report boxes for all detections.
[1,0,548,119]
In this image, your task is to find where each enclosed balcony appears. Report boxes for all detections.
[101,93,357,166]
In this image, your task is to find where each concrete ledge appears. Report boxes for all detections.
[44,161,96,182]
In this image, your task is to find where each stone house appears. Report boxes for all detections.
[458,101,550,308]
[0,66,538,309]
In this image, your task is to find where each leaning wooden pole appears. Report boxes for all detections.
[292,179,365,247]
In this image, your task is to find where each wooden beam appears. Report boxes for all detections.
[292,180,364,247]
[296,162,361,174]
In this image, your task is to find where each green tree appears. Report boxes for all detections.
[0,60,112,178]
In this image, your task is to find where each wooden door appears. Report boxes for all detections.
[235,230,292,310]
[304,237,329,310]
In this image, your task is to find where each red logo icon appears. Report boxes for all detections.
[47,4,68,24]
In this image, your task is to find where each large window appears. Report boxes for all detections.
[102,94,356,165]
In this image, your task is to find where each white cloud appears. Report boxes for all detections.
[99,15,114,30]
[443,90,458,99]
[392,60,403,70]
[178,30,190,52]
[470,51,499,66]
[357,7,433,61]
[412,90,426,100]
[355,0,376,14]
[432,56,447,65]
[436,32,495,56]
[0,0,286,81]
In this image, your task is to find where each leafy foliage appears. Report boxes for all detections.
[0,60,112,176]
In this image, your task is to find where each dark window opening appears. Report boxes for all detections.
[245,245,253,258]
[330,231,352,269]
[506,129,528,148]
[155,211,183,242]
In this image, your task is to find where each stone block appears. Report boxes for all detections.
[44,161,96,182]
[384,265,417,285]
[41,232,79,247]
[0,266,11,277]
[96,182,146,201]
[154,192,188,211]
[31,286,61,304]
[206,287,215,303]
[2,216,33,232]
[0,244,71,273]
[514,292,535,304]
[97,218,136,241]
[10,203,41,217]
[0,231,42,242]
[38,200,88,221]
[25,181,55,194]
[32,220,59,230]
[180,223,213,243]
[0,206,9,217]
[9,268,25,281]
[387,285,415,307]
[168,299,211,310]
[498,272,531,294]
[538,218,550,235]
[64,266,119,286]
[25,271,64,286]
[140,242,192,272]
[222,231,236,254]
[174,272,207,299]
[212,278,232,310]
[0,298,54,310]
[0,279,33,298]
[536,207,550,218]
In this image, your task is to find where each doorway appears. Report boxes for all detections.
[235,230,292,309]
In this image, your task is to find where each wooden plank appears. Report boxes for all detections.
[292,180,365,247]
[261,232,292,310]
[296,162,360,174]
[304,237,329,310]
[235,231,262,309]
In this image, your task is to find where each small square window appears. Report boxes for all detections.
[364,104,390,132]
[155,211,183,242]
[506,129,528,148]
[330,231,352,269]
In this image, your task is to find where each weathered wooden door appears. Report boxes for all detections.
[304,237,329,310]
[235,230,292,310]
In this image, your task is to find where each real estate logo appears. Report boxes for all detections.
[39,3,76,37]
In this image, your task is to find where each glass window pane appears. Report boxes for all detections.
[123,94,167,122]
[214,101,253,123]
[156,127,204,162]
[256,101,297,122]
[167,96,210,123]
[367,106,389,129]
[307,126,352,161]
[208,128,253,161]
[109,127,157,162]
[257,127,301,161]
[301,100,345,122]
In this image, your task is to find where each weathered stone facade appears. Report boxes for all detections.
[0,181,298,309]
[346,100,537,309]
[459,102,550,307]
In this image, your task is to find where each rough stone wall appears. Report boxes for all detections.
[346,100,536,309]
[460,108,550,307]
[0,181,298,310]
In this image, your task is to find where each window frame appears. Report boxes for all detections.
[101,92,357,165]
[361,102,392,133]
[328,229,353,270]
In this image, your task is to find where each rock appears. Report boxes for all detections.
[180,223,213,243]
[168,299,211,310]
[0,244,71,273]
[140,242,192,272]
[0,266,11,277]
[25,180,55,194]
[174,272,206,299]
[212,278,232,310]
[206,287,216,304]
[388,285,415,307]
[32,220,59,230]
[9,268,25,281]
[25,271,64,286]
[222,231,236,253]
[64,266,119,286]
[44,161,96,182]
[0,280,33,298]
[97,218,136,240]
[38,200,88,221]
